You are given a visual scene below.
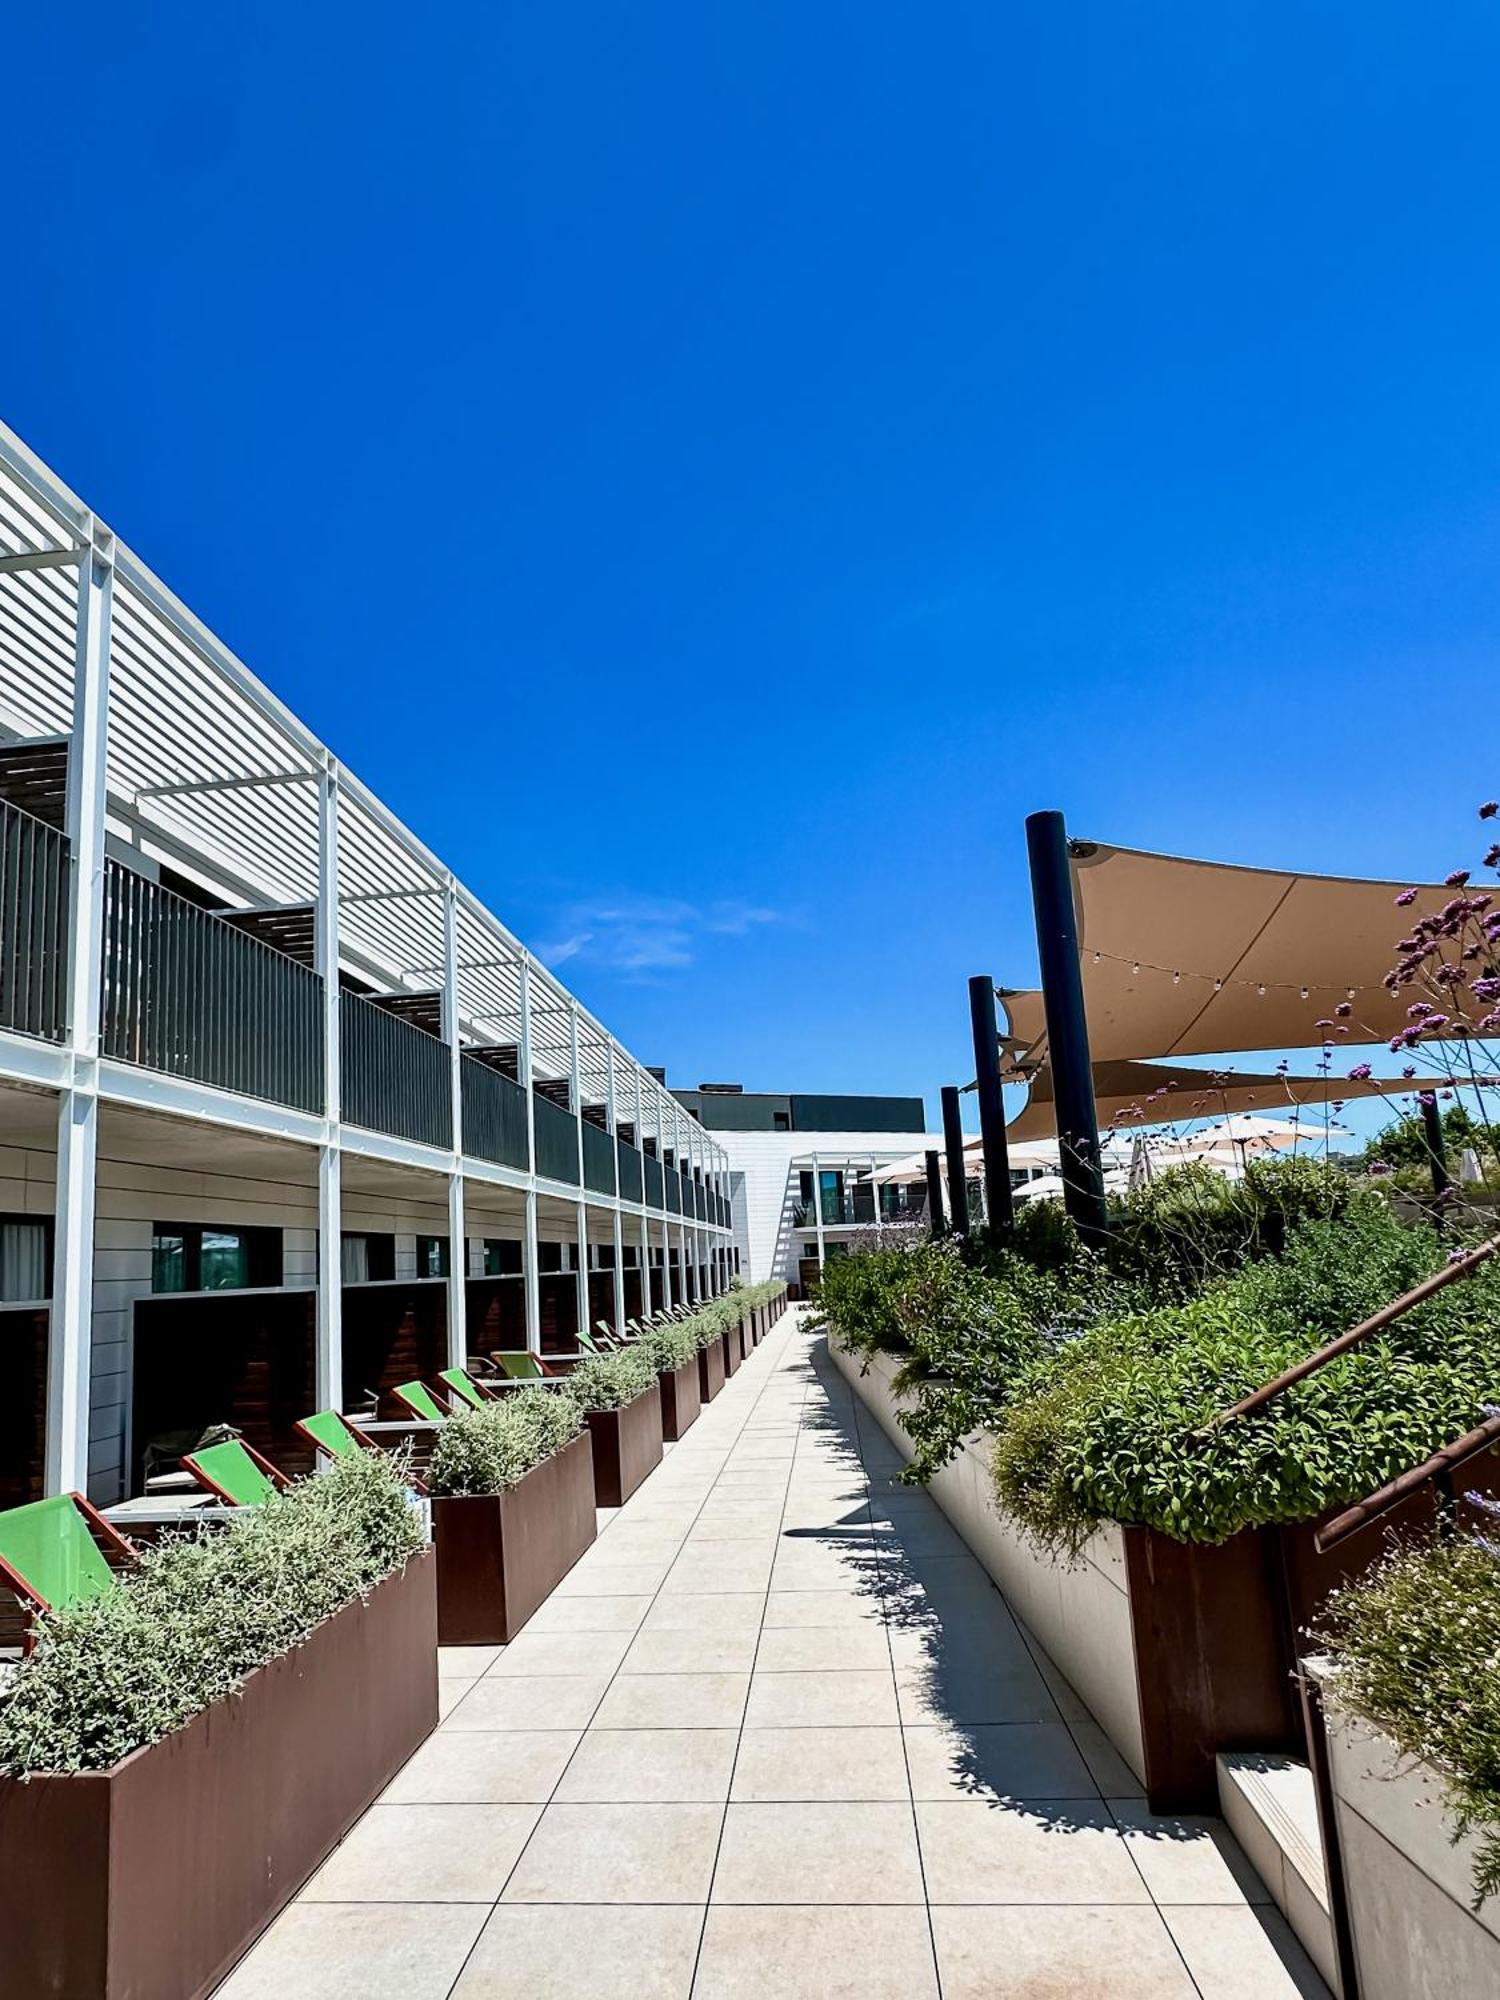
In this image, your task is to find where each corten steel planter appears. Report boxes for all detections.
[721,1326,742,1377]
[586,1383,663,1506]
[0,1549,437,2000]
[433,1430,596,1643]
[698,1335,726,1404]
[657,1357,701,1442]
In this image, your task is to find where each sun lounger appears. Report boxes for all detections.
[0,1493,137,1651]
[390,1379,451,1423]
[181,1437,289,1507]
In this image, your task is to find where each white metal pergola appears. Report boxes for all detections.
[0,420,733,1490]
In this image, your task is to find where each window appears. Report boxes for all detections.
[0,1216,51,1303]
[773,1111,791,1131]
[151,1224,281,1294]
[416,1235,451,1278]
[483,1238,522,1276]
[339,1233,395,1283]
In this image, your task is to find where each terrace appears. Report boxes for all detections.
[215,1306,1318,2000]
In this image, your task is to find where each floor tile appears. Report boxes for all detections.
[488,1627,635,1678]
[754,1623,891,1671]
[440,1644,503,1676]
[694,1905,938,1999]
[620,1624,761,1674]
[439,1677,477,1718]
[523,1593,654,1634]
[501,1801,722,1903]
[1161,1905,1332,1998]
[893,1657,1059,1727]
[762,1588,887,1630]
[915,1799,1150,1904]
[554,1562,678,1597]
[1108,1799,1271,1903]
[303,1802,540,1902]
[215,1901,487,1999]
[444,1672,611,1732]
[553,1727,739,1802]
[744,1667,900,1728]
[731,1725,911,1802]
[640,1591,766,1635]
[931,1905,1197,1998]
[902,1722,1099,1801]
[452,1903,702,1998]
[713,1801,926,1904]
[382,1729,583,1804]
[593,1670,750,1729]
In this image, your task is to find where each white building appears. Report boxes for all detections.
[0,421,736,1507]
[670,1086,945,1291]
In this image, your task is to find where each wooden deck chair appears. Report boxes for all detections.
[295,1408,428,1495]
[294,1408,378,1461]
[391,1380,449,1423]
[182,1437,289,1507]
[438,1366,493,1411]
[489,1351,580,1381]
[0,1494,138,1652]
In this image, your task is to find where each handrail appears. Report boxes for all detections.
[1314,1409,1500,1553]
[1195,1232,1500,1437]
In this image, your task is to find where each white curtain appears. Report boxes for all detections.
[341,1235,370,1284]
[0,1221,48,1303]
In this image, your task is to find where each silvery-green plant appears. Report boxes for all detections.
[564,1344,657,1412]
[425,1386,581,1498]
[0,1447,422,1776]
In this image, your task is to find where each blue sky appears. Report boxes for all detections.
[8,6,1500,1136]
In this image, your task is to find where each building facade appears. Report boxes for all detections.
[672,1085,942,1290]
[0,421,736,1506]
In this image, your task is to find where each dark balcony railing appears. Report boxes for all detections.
[582,1117,616,1195]
[533,1092,580,1185]
[644,1152,664,1208]
[679,1171,694,1216]
[665,1170,681,1214]
[340,990,451,1146]
[0,798,69,1044]
[101,862,323,1111]
[461,1055,528,1170]
[617,1137,644,1204]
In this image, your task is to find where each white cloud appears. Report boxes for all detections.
[536,895,784,979]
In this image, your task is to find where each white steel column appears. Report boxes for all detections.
[569,1004,588,1337]
[443,884,466,1368]
[314,762,343,1412]
[812,1150,827,1277]
[48,529,113,1495]
[519,960,540,1352]
[607,1044,626,1336]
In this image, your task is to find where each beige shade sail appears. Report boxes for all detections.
[999,840,1466,1072]
[1004,1057,1425,1144]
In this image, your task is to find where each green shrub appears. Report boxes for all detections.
[989,1204,1500,1553]
[0,1449,423,1776]
[426,1386,582,1497]
[634,1320,699,1371]
[1317,1537,1500,1906]
[565,1343,658,1412]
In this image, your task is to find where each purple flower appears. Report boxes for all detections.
[1348,1063,1373,1081]
[1482,802,1499,820]
[1395,887,1419,907]
[1448,870,1472,888]
[1336,1001,1353,1017]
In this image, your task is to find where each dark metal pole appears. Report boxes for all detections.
[1025,809,1108,1243]
[940,1086,971,1235]
[1421,1092,1450,1203]
[968,974,1014,1234]
[924,1149,947,1236]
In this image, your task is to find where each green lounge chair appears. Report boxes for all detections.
[0,1493,137,1650]
[438,1366,492,1411]
[295,1407,429,1494]
[182,1437,289,1507]
[391,1380,449,1423]
[295,1408,377,1460]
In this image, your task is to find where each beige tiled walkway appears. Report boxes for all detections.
[218,1310,1330,1999]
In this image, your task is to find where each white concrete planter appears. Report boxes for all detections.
[830,1334,1148,1785]
[1323,1698,1500,2000]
